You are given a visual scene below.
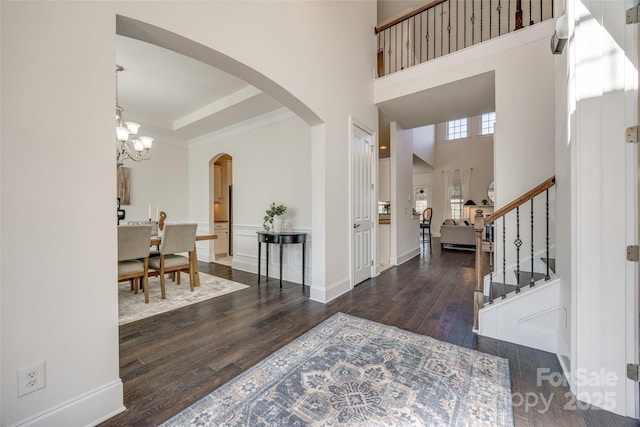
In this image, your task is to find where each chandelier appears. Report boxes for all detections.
[116,65,153,166]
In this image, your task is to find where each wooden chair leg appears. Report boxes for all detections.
[159,255,167,299]
[142,258,149,304]
[133,277,139,294]
[176,271,181,285]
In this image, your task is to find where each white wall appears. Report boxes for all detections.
[412,124,435,166]
[1,2,377,425]
[1,3,123,426]
[430,116,494,233]
[390,122,421,264]
[120,139,189,223]
[560,0,638,417]
[188,113,312,281]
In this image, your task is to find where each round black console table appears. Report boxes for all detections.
[257,231,307,288]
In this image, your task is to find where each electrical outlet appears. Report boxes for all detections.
[17,361,46,397]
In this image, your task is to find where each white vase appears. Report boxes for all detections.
[272,216,283,233]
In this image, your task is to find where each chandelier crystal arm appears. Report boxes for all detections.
[115,65,153,166]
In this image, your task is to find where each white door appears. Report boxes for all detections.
[352,123,374,286]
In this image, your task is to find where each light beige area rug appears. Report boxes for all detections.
[119,272,249,325]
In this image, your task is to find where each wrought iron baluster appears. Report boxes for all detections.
[529,0,533,25]
[395,26,398,72]
[426,11,430,61]
[489,0,492,39]
[530,198,535,287]
[464,0,467,48]
[503,216,509,293]
[539,0,542,23]
[456,0,459,51]
[515,206,521,291]
[545,188,550,280]
[489,222,494,304]
[480,0,484,42]
[471,0,475,46]
[440,3,444,57]
[419,13,423,64]
[401,21,404,69]
[508,0,511,34]
[498,0,502,35]
[448,0,452,54]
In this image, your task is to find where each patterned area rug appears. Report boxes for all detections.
[161,313,514,426]
[118,272,249,325]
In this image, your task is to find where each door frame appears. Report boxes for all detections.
[349,116,377,288]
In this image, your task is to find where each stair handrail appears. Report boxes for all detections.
[484,176,556,225]
[375,0,447,34]
[473,175,556,330]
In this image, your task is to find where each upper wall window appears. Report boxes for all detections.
[480,112,496,135]
[446,118,469,140]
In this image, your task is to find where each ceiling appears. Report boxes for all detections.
[115,35,285,142]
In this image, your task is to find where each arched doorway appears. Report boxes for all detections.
[209,153,233,265]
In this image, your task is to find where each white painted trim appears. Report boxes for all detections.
[8,380,124,427]
[348,116,378,287]
[309,276,351,303]
[188,107,295,146]
[396,246,420,265]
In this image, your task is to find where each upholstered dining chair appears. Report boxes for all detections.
[118,225,152,303]
[148,223,198,299]
[420,207,432,245]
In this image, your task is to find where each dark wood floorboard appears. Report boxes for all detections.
[101,239,639,427]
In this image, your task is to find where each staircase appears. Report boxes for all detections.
[473,177,559,353]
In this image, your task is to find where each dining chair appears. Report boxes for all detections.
[118,225,152,303]
[420,207,432,246]
[148,223,198,298]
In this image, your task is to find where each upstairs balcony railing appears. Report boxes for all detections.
[375,0,554,77]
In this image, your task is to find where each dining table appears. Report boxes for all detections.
[150,233,217,287]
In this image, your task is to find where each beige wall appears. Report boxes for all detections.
[1,2,377,425]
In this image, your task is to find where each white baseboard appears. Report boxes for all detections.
[310,276,351,303]
[397,247,420,265]
[10,380,124,427]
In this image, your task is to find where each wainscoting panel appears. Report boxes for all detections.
[203,224,312,285]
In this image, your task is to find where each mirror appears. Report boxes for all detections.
[487,181,495,204]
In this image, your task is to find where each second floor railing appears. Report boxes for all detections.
[375,0,554,77]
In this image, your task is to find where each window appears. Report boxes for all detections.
[447,118,468,140]
[414,185,430,215]
[480,112,496,135]
[450,182,463,220]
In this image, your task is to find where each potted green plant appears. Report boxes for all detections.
[263,202,287,232]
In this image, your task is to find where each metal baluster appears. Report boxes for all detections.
[395,26,398,72]
[508,0,511,35]
[426,11,430,61]
[504,216,510,293]
[498,0,502,35]
[464,0,467,48]
[515,206,521,291]
[440,3,444,57]
[480,0,483,42]
[529,0,533,25]
[545,188,550,280]
[530,198,535,287]
[488,222,494,304]
[456,0,459,51]
[400,21,404,69]
[420,12,423,64]
[539,0,542,23]
[489,0,492,39]
[471,0,475,46]
[448,0,452,54]
[433,8,436,58]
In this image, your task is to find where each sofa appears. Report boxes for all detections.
[439,219,476,249]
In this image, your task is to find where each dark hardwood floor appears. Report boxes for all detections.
[102,239,639,427]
